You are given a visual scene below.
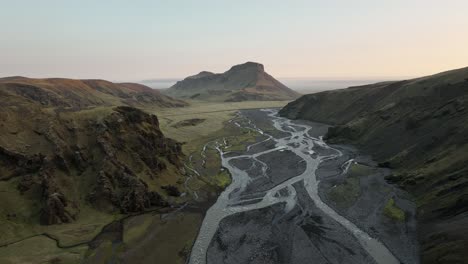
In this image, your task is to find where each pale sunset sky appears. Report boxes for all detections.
[1,0,467,81]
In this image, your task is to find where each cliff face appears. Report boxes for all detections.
[1,79,186,227]
[86,106,183,213]
[279,66,468,263]
[165,62,300,101]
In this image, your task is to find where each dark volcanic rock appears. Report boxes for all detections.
[208,184,376,264]
[39,172,75,225]
[40,192,74,225]
[162,185,181,197]
[90,170,168,213]
[172,118,206,128]
[0,146,45,180]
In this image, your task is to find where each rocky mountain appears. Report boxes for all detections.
[0,76,187,108]
[279,66,468,263]
[164,62,300,101]
[0,77,187,233]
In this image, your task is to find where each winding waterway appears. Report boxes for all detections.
[189,109,400,264]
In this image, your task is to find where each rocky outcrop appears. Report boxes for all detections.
[172,118,206,128]
[39,172,76,225]
[161,185,181,197]
[1,105,184,225]
[99,106,182,169]
[89,168,169,213]
[85,107,182,213]
[90,107,183,212]
[0,146,45,180]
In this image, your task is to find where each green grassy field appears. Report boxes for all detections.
[0,236,87,264]
[146,100,287,150]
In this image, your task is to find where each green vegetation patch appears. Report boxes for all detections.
[123,214,154,244]
[0,236,87,264]
[152,100,287,153]
[225,129,259,152]
[327,177,361,209]
[212,170,231,189]
[0,176,120,248]
[121,213,202,264]
[384,198,406,222]
[348,163,376,177]
[327,163,375,209]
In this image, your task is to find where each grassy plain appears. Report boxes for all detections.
[0,236,87,264]
[147,100,287,151]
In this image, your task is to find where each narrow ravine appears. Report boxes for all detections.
[189,109,400,264]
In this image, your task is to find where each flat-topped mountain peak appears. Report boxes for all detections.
[164,62,299,102]
[227,61,265,73]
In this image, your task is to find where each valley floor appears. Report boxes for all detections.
[1,101,418,264]
[192,109,418,264]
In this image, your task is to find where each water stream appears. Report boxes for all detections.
[189,109,399,264]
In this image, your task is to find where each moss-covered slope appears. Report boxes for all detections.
[279,66,468,263]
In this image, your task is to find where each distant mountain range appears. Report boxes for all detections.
[0,76,187,108]
[141,77,395,93]
[280,66,468,263]
[164,62,300,102]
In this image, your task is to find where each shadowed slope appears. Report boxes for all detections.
[280,66,468,263]
[0,76,189,258]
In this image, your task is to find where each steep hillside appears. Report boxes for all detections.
[0,103,185,228]
[164,62,300,101]
[0,76,191,256]
[280,66,468,263]
[0,77,285,263]
[0,76,187,108]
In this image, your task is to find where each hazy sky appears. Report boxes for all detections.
[1,0,468,81]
